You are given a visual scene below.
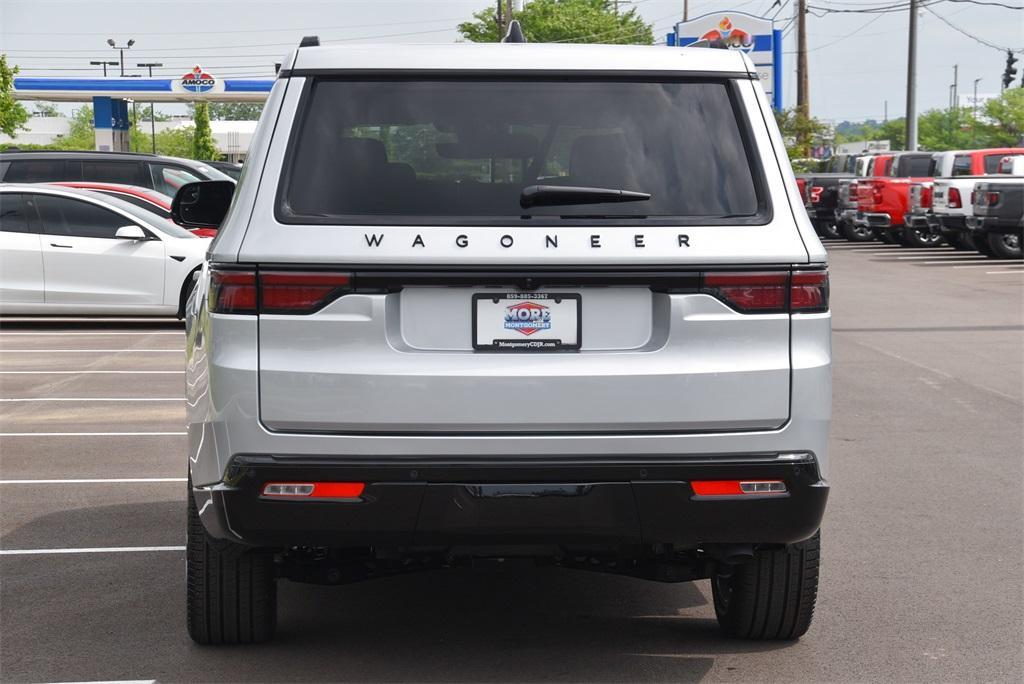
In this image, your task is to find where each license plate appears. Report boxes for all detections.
[472,293,581,351]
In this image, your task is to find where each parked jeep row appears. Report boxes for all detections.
[798,148,1024,259]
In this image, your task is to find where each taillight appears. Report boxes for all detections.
[701,270,829,314]
[791,271,829,312]
[969,190,976,206]
[691,480,788,496]
[986,191,1000,207]
[261,481,365,500]
[947,187,962,208]
[260,271,352,314]
[702,272,787,311]
[209,269,257,314]
[208,268,353,315]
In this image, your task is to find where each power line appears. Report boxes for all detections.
[940,0,1022,7]
[923,5,1024,51]
[1,26,460,55]
[0,15,473,37]
[783,12,885,53]
[806,0,943,14]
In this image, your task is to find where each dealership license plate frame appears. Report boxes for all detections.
[472,292,582,352]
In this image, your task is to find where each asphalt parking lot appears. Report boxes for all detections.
[1,244,1021,683]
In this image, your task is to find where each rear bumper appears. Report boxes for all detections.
[937,215,967,237]
[970,216,1023,235]
[194,453,828,551]
[907,213,933,230]
[861,212,893,229]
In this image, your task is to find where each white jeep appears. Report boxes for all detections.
[175,35,831,645]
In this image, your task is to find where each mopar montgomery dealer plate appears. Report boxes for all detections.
[472,293,581,351]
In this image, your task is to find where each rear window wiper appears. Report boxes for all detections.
[520,184,651,209]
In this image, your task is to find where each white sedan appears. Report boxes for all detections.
[0,184,209,316]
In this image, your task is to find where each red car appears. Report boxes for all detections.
[50,182,218,238]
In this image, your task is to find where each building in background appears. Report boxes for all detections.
[0,116,71,147]
[149,118,257,162]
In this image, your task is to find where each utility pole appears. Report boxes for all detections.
[138,62,163,154]
[796,0,809,155]
[905,0,918,151]
[684,0,689,22]
[946,64,954,111]
[884,100,888,123]
[972,77,982,146]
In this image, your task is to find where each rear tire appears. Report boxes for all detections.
[819,222,842,240]
[902,225,945,248]
[177,269,200,319]
[950,233,976,251]
[985,232,1022,260]
[711,531,820,640]
[974,236,995,257]
[842,222,874,242]
[187,480,277,645]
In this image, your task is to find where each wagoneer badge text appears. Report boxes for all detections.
[363,233,692,249]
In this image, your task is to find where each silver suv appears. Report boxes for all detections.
[179,38,831,645]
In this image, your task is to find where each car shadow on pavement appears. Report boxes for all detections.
[1,501,798,683]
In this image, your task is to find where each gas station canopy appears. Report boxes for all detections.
[10,67,274,152]
[13,72,274,102]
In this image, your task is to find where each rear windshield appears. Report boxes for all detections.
[894,155,932,177]
[279,79,765,225]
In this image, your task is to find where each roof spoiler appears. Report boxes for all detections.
[686,38,729,50]
[299,35,320,48]
[502,20,527,43]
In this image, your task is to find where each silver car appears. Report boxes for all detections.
[180,38,831,645]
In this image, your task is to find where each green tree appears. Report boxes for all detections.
[51,105,97,150]
[458,0,653,44]
[32,101,60,117]
[0,55,30,137]
[188,102,263,121]
[774,107,828,161]
[979,88,1024,146]
[155,126,195,158]
[191,101,218,160]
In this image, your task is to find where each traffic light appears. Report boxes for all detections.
[1003,50,1019,90]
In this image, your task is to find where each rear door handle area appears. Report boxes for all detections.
[50,243,73,248]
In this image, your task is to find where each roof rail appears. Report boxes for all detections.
[502,20,527,44]
[299,35,320,48]
[0,149,160,158]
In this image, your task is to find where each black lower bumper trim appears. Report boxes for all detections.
[194,456,828,551]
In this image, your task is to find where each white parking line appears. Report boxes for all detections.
[0,478,186,484]
[0,331,182,335]
[0,397,183,402]
[0,371,185,375]
[986,270,1024,275]
[0,317,180,323]
[0,432,187,436]
[894,255,985,260]
[921,260,1009,265]
[0,349,184,353]
[868,248,954,253]
[953,263,1024,269]
[0,546,185,556]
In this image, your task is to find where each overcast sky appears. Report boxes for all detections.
[1,0,1021,122]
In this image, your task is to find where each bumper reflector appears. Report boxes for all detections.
[691,480,787,496]
[261,481,365,500]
